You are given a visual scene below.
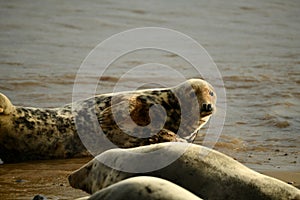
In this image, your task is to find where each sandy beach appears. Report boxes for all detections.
[0,157,298,200]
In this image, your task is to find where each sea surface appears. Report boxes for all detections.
[0,0,299,197]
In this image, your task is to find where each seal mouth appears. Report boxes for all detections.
[200,103,214,117]
[200,111,213,117]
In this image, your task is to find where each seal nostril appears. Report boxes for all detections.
[207,104,212,111]
[202,103,207,111]
[202,103,213,112]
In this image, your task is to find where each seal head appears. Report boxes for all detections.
[0,93,15,115]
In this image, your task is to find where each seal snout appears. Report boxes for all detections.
[200,103,214,115]
[201,103,213,112]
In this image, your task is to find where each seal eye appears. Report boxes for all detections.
[209,91,214,96]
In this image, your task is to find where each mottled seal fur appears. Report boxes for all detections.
[0,79,216,163]
[75,176,202,200]
[68,143,300,200]
[0,93,87,162]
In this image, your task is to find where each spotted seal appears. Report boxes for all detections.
[68,143,300,200]
[0,79,216,163]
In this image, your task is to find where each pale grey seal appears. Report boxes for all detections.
[75,176,202,200]
[68,143,300,200]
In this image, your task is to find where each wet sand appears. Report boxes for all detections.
[0,158,91,200]
[0,157,299,200]
[261,171,300,189]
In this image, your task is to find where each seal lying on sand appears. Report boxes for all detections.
[68,143,300,200]
[0,79,216,163]
[74,176,202,200]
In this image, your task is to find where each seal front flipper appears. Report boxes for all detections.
[98,99,154,147]
[98,98,176,148]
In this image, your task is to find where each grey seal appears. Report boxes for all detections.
[68,143,300,200]
[0,79,216,162]
[75,176,202,200]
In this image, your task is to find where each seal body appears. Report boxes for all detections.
[0,79,216,162]
[76,176,203,200]
[68,143,300,200]
[0,96,87,162]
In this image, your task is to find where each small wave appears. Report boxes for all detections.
[225,84,257,89]
[223,75,260,83]
[0,62,23,66]
[260,114,276,121]
[272,102,295,107]
[244,146,269,152]
[56,23,83,30]
[195,134,247,152]
[10,80,46,88]
[257,114,291,129]
[130,9,147,14]
[274,121,290,128]
[0,85,12,90]
[236,121,248,125]
[99,76,119,82]
[239,6,256,11]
